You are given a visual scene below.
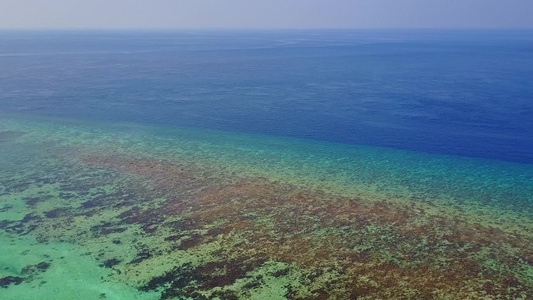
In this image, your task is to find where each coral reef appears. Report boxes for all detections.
[0,118,531,299]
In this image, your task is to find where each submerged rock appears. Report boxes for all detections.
[0,276,24,288]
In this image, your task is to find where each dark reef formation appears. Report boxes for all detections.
[1,145,531,299]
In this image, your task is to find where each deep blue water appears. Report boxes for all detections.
[1,29,532,164]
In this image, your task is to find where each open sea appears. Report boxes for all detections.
[0,30,532,299]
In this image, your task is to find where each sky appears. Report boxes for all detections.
[1,0,532,29]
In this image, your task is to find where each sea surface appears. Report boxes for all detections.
[0,30,532,299]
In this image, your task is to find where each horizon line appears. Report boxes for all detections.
[1,27,533,31]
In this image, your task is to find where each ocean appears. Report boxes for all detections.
[0,30,532,299]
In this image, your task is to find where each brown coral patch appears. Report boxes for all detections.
[78,154,533,298]
[0,130,25,142]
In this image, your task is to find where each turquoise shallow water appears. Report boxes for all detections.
[1,114,532,299]
[3,115,532,213]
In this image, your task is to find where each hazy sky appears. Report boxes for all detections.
[1,0,532,29]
